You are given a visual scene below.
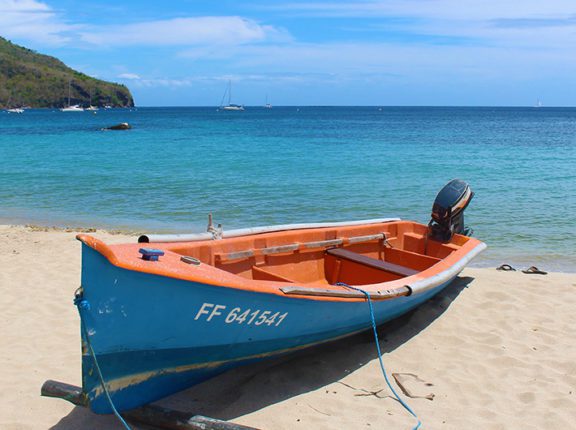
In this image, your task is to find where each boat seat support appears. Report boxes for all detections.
[326,248,418,278]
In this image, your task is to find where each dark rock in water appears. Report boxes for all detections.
[105,122,131,130]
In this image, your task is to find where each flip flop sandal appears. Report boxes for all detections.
[522,266,548,275]
[496,264,516,271]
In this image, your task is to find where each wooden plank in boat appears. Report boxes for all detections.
[261,243,299,255]
[302,238,343,249]
[216,249,255,262]
[326,248,418,277]
[347,233,385,244]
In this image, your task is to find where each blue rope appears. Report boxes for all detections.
[336,282,422,430]
[75,296,133,430]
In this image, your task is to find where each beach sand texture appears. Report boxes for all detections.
[1,225,575,429]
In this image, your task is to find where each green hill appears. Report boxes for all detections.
[0,36,134,108]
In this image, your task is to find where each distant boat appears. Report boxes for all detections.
[264,94,272,109]
[5,94,24,113]
[86,88,99,111]
[534,99,543,108]
[61,105,84,112]
[221,104,244,111]
[219,80,244,111]
[61,80,84,112]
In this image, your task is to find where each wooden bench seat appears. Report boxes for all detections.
[326,248,419,278]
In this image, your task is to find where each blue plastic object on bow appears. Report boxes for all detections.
[138,248,165,261]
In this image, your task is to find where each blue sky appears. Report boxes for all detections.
[1,0,575,106]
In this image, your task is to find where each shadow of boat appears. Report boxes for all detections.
[49,276,473,429]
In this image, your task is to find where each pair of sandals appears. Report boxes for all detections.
[496,264,547,275]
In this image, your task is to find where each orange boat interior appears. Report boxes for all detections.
[159,221,471,287]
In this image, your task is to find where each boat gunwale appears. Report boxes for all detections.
[76,221,486,302]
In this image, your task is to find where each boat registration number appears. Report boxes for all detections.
[194,303,288,327]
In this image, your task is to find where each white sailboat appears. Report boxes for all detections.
[4,95,24,113]
[264,93,272,109]
[86,88,99,111]
[219,80,244,111]
[60,80,84,112]
[61,105,84,112]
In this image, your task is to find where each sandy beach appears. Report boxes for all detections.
[1,224,575,430]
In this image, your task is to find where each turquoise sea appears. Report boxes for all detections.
[1,107,575,271]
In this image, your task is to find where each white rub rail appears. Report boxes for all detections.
[407,242,487,295]
[138,218,401,244]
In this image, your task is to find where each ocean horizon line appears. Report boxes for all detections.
[6,105,575,109]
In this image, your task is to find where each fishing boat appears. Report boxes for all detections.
[71,180,485,414]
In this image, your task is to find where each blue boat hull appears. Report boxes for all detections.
[79,244,457,413]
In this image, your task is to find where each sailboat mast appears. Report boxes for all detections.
[228,80,232,105]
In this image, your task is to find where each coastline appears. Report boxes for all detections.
[1,224,575,429]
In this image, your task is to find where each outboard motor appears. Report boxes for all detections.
[428,179,474,242]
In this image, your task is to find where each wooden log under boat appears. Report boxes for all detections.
[41,380,260,430]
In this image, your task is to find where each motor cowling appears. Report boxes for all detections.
[428,179,474,242]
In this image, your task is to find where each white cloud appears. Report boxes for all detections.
[264,1,576,50]
[118,73,141,80]
[267,1,576,20]
[79,16,289,47]
[125,73,319,89]
[178,39,576,84]
[0,0,77,45]
[0,4,288,48]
